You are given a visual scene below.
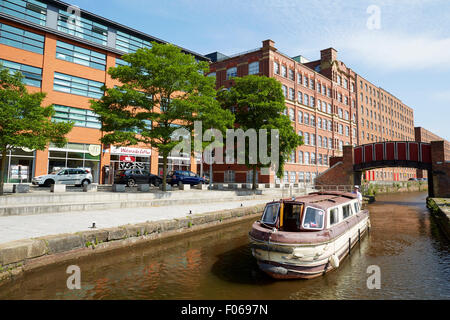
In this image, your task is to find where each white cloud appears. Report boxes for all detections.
[336,31,450,71]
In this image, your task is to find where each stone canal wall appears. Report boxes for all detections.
[427,198,450,240]
[0,203,265,285]
[363,181,427,196]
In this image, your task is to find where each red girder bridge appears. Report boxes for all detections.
[315,141,450,198]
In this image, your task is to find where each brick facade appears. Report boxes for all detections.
[207,40,417,184]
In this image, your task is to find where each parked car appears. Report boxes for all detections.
[202,173,210,184]
[114,169,162,187]
[167,170,205,186]
[418,178,428,181]
[32,168,92,187]
[408,178,418,181]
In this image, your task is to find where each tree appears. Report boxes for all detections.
[0,67,73,195]
[217,75,303,190]
[91,42,234,191]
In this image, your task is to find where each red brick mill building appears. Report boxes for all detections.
[205,40,417,185]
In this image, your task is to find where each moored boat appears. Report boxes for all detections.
[249,191,370,279]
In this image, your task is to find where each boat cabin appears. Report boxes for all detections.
[260,192,361,232]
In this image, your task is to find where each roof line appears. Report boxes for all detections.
[45,0,210,60]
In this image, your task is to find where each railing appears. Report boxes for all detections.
[314,185,357,193]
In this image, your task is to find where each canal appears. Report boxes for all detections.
[0,191,449,299]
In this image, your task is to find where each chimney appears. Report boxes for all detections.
[262,39,276,51]
[320,48,338,62]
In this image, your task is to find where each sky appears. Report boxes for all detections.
[69,0,450,140]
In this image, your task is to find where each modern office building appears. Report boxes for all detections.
[0,0,208,184]
[206,40,416,184]
[415,127,450,178]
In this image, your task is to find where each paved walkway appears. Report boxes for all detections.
[0,199,267,244]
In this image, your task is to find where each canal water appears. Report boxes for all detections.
[0,191,449,299]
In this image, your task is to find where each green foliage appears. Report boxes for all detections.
[91,43,234,190]
[217,75,303,189]
[0,66,73,195]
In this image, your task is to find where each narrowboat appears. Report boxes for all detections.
[249,191,371,279]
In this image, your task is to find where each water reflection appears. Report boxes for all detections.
[0,192,449,300]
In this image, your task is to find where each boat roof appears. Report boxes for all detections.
[285,191,357,211]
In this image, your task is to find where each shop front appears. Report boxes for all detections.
[108,146,152,184]
[48,142,101,183]
[158,154,191,177]
[0,148,35,183]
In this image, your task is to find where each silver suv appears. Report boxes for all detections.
[32,168,93,187]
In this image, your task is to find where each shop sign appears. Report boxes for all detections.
[120,155,136,163]
[119,162,144,170]
[88,144,101,157]
[111,146,152,156]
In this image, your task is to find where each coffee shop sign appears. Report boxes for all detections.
[110,146,152,156]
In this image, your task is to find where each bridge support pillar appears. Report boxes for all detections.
[430,141,450,198]
[427,169,435,198]
[353,170,362,187]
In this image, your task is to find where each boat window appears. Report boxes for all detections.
[343,204,352,219]
[353,202,360,213]
[282,203,303,231]
[329,208,339,226]
[302,207,324,230]
[261,203,280,225]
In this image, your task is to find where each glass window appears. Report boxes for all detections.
[282,85,287,97]
[329,208,339,225]
[52,105,101,129]
[0,58,42,87]
[248,61,259,75]
[116,30,152,53]
[226,67,237,79]
[0,22,45,54]
[281,65,287,77]
[298,171,304,183]
[304,113,309,125]
[288,69,295,80]
[56,40,106,70]
[0,0,47,26]
[115,57,130,67]
[343,204,352,219]
[289,88,295,100]
[303,207,324,230]
[288,108,295,121]
[298,111,303,123]
[57,9,108,46]
[273,62,279,74]
[53,72,104,98]
[261,203,280,225]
